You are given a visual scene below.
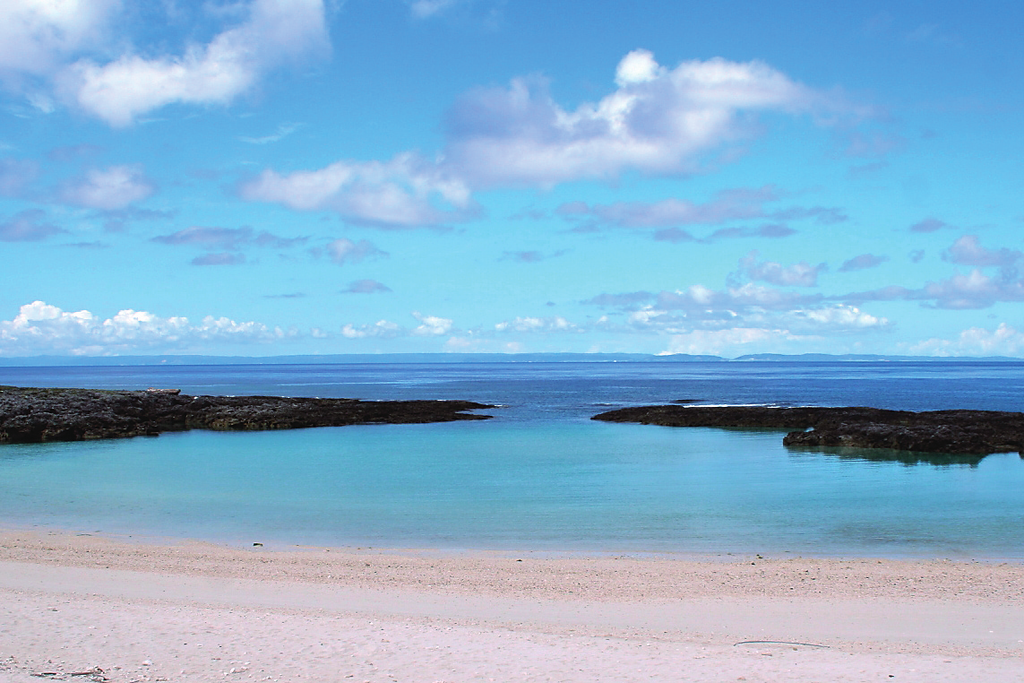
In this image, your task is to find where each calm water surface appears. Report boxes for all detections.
[1,360,1022,557]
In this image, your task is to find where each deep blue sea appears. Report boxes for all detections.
[1,359,1023,558]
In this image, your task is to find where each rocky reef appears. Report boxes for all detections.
[0,386,493,444]
[592,404,1024,458]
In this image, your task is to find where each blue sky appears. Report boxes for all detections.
[1,0,1022,357]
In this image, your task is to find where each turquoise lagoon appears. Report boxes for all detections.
[1,359,1022,557]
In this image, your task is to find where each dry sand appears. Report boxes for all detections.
[1,530,1022,682]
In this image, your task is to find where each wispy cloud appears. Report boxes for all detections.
[192,252,247,266]
[0,158,39,197]
[342,279,392,294]
[152,226,307,250]
[324,238,388,265]
[910,217,950,233]
[838,253,888,272]
[0,209,65,242]
[59,165,155,210]
[238,122,303,145]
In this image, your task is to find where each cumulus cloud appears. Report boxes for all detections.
[909,323,1024,357]
[657,282,821,313]
[662,328,798,356]
[943,235,1022,268]
[0,209,65,241]
[339,311,452,338]
[242,50,859,224]
[736,252,826,287]
[412,312,453,336]
[844,270,1024,310]
[445,50,829,188]
[0,0,118,81]
[581,274,888,352]
[56,0,329,126]
[341,320,401,338]
[59,165,155,210]
[838,253,888,272]
[152,226,306,250]
[494,316,579,333]
[650,303,887,356]
[843,237,1024,309]
[921,270,1024,309]
[239,153,476,228]
[0,300,292,356]
[324,238,387,265]
[342,279,392,294]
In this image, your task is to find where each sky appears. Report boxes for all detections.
[0,0,1022,358]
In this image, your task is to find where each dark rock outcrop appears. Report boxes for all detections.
[0,386,493,444]
[592,404,1024,457]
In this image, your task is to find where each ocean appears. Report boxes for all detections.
[1,359,1023,558]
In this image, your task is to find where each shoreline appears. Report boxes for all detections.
[2,529,1023,681]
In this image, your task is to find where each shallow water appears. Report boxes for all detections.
[1,360,1023,557]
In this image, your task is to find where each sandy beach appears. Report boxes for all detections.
[1,530,1022,682]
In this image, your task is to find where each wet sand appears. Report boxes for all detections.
[1,530,1022,682]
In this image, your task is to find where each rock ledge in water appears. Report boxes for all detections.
[0,386,493,444]
[592,405,1024,457]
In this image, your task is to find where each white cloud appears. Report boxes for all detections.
[922,269,1024,309]
[783,304,887,332]
[242,50,856,223]
[944,235,1022,268]
[0,0,119,79]
[412,312,453,336]
[339,312,455,339]
[325,238,387,265]
[239,153,475,228]
[736,251,825,287]
[908,323,1024,357]
[656,282,819,313]
[0,300,291,356]
[494,316,578,333]
[662,328,800,356]
[444,50,827,188]
[341,320,401,338]
[56,0,329,126]
[59,165,154,210]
